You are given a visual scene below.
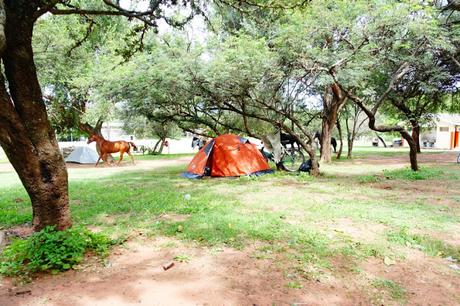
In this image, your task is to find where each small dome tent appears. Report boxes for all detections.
[182,134,273,178]
[65,146,99,164]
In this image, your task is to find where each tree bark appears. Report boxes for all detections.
[320,119,333,162]
[411,122,421,153]
[336,118,343,159]
[348,94,419,171]
[347,139,353,159]
[320,84,347,163]
[400,131,419,171]
[376,134,387,147]
[390,97,422,154]
[152,138,162,154]
[157,138,166,154]
[0,1,71,231]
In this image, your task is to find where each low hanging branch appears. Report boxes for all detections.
[66,18,96,57]
[330,63,419,171]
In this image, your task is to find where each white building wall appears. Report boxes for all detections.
[435,123,454,149]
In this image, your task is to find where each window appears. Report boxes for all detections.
[439,127,449,132]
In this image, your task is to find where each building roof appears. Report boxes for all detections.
[435,113,460,125]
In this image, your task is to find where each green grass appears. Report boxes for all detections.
[387,227,460,259]
[383,167,445,181]
[372,278,406,301]
[0,148,458,303]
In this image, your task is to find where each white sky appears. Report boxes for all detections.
[119,0,208,43]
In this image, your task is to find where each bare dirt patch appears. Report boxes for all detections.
[65,157,192,170]
[356,151,458,166]
[361,249,460,305]
[0,237,373,306]
[322,218,388,243]
[373,178,460,213]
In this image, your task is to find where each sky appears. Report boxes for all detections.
[118,0,208,43]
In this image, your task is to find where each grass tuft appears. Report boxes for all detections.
[383,167,444,181]
[372,278,406,300]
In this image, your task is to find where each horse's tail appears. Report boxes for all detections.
[128,142,138,151]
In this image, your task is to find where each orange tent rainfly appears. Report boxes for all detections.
[182,134,273,178]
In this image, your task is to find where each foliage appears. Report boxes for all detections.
[33,10,129,134]
[0,226,115,278]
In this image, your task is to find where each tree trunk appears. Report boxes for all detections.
[345,114,353,159]
[376,134,387,147]
[400,131,419,171]
[320,119,333,162]
[411,123,421,153]
[305,145,320,176]
[320,84,347,163]
[347,138,354,159]
[336,119,343,159]
[350,95,419,171]
[0,2,71,231]
[157,138,166,154]
[152,138,162,154]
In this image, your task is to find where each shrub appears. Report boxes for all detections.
[0,226,114,278]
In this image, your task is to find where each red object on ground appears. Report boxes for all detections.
[183,134,272,178]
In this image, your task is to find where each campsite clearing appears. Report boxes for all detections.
[0,148,459,305]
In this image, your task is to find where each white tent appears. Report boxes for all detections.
[65,146,99,164]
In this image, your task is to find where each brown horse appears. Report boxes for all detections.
[87,134,137,166]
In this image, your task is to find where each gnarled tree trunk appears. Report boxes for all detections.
[320,84,347,163]
[400,131,419,171]
[0,1,71,231]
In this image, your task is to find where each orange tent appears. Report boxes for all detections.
[182,134,273,178]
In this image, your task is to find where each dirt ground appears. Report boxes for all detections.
[1,236,458,306]
[0,156,192,173]
[0,235,370,306]
[0,151,459,305]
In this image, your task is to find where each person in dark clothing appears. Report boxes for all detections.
[314,131,337,153]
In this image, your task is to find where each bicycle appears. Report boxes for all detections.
[260,141,305,172]
[279,142,305,172]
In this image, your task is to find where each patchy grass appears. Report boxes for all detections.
[372,278,407,301]
[383,167,445,181]
[387,227,460,259]
[0,148,459,304]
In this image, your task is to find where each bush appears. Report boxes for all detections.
[0,226,114,278]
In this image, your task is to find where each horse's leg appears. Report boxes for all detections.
[95,156,102,167]
[128,150,135,164]
[118,151,124,166]
[102,153,110,166]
